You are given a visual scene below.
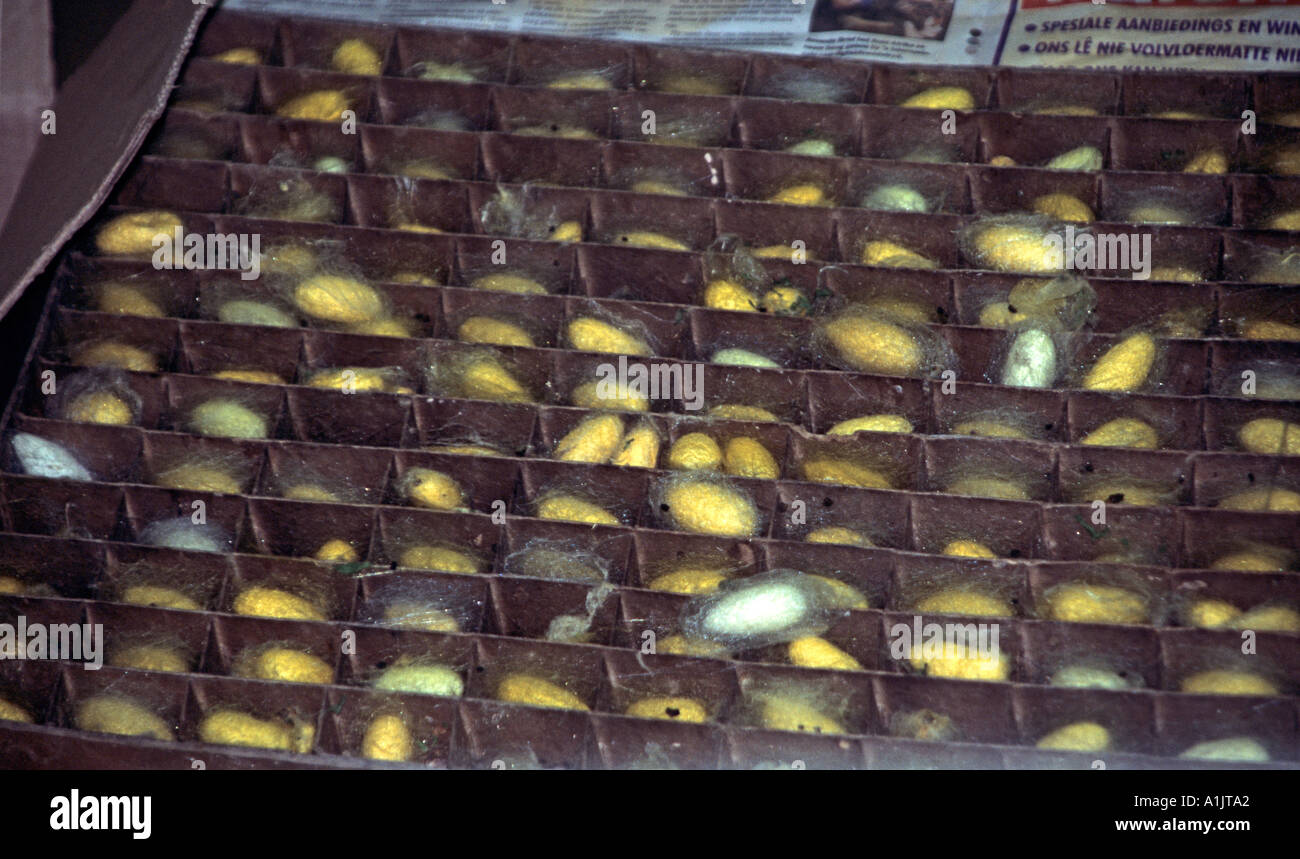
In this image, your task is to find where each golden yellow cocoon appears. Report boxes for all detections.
[1230,605,1300,633]
[900,86,974,110]
[571,379,649,412]
[547,71,611,90]
[1082,333,1157,391]
[331,39,382,75]
[456,354,532,403]
[384,602,460,632]
[314,539,359,563]
[1181,670,1279,697]
[946,475,1030,501]
[0,576,23,595]
[802,458,892,489]
[1184,149,1229,174]
[863,296,932,324]
[1032,193,1094,223]
[662,479,758,537]
[233,586,326,621]
[1211,548,1290,572]
[76,696,173,741]
[190,399,268,439]
[65,390,133,425]
[970,222,1063,273]
[754,244,799,260]
[767,184,827,206]
[809,575,872,609]
[555,413,625,464]
[121,584,201,611]
[657,634,731,658]
[1242,319,1300,340]
[242,647,334,685]
[824,314,924,376]
[703,278,759,312]
[517,124,598,140]
[828,414,913,435]
[648,566,729,595]
[211,47,261,64]
[199,710,313,753]
[910,644,1008,681]
[915,588,1013,617]
[155,463,241,495]
[614,231,689,251]
[759,696,845,734]
[667,432,723,470]
[1036,722,1111,753]
[626,697,709,723]
[610,422,660,468]
[0,698,32,723]
[1218,486,1300,512]
[761,286,807,315]
[567,317,651,356]
[110,643,188,673]
[709,403,779,422]
[97,282,164,317]
[95,210,183,256]
[988,155,1016,167]
[283,483,340,503]
[549,220,583,242]
[457,316,534,348]
[362,714,415,762]
[806,527,872,548]
[306,367,391,393]
[431,443,501,457]
[952,419,1029,440]
[471,272,548,295]
[276,89,350,121]
[723,437,780,479]
[1237,418,1300,455]
[630,180,687,196]
[942,540,996,558]
[400,545,482,573]
[861,239,938,269]
[1149,265,1202,282]
[1187,599,1242,628]
[536,493,621,526]
[211,369,285,385]
[402,468,465,510]
[1046,583,1147,625]
[1081,417,1159,449]
[788,637,861,671]
[1082,481,1169,507]
[497,674,588,711]
[294,275,382,324]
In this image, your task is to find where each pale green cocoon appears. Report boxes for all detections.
[711,348,781,369]
[862,184,929,213]
[219,300,296,328]
[373,664,464,697]
[1001,328,1056,388]
[702,582,809,638]
[12,433,92,481]
[1045,145,1102,171]
[191,399,269,439]
[1049,664,1133,691]
[786,139,836,157]
[1178,737,1270,763]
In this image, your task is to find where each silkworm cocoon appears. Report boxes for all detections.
[1211,547,1291,572]
[96,281,164,317]
[1034,104,1099,117]
[754,244,801,261]
[909,642,1008,681]
[283,483,341,503]
[648,565,730,595]
[680,571,832,648]
[988,155,1016,167]
[862,296,933,325]
[827,414,913,435]
[95,210,183,256]
[822,311,924,376]
[199,710,312,753]
[915,588,1013,617]
[767,184,828,206]
[239,647,334,684]
[788,636,861,671]
[1049,664,1133,690]
[211,47,261,64]
[709,404,779,422]
[891,709,959,741]
[140,518,231,552]
[155,461,242,494]
[0,577,22,594]
[293,275,383,324]
[1186,598,1242,628]
[454,354,533,402]
[1126,202,1192,225]
[314,539,359,563]
[723,437,780,479]
[860,239,939,269]
[1241,319,1300,340]
[276,89,350,121]
[211,369,285,385]
[657,634,730,658]
[613,231,689,251]
[331,39,382,75]
[374,664,464,697]
[554,413,625,464]
[417,61,477,82]
[110,643,188,673]
[786,139,836,157]
[233,586,326,621]
[1081,333,1157,391]
[430,443,502,457]
[121,585,201,611]
[952,418,1030,440]
[900,86,974,110]
[626,697,709,723]
[1036,722,1110,752]
[76,696,173,741]
[862,184,928,213]
[566,317,651,355]
[516,124,598,140]
[362,714,414,762]
[1148,265,1202,282]
[630,180,687,196]
[1217,486,1300,512]
[1045,583,1147,624]
[383,602,460,632]
[703,278,759,311]
[74,341,157,371]
[571,379,649,412]
[497,674,588,710]
[1179,738,1270,763]
[667,432,723,471]
[547,71,611,90]
[1181,669,1278,696]
[190,399,268,438]
[306,367,397,393]
[1044,145,1103,171]
[963,217,1064,273]
[808,575,871,609]
[758,695,845,734]
[1081,417,1159,449]
[218,299,297,328]
[0,699,31,723]
[457,316,534,348]
[711,348,780,368]
[472,272,548,294]
[945,475,1031,501]
[401,468,466,510]
[1079,480,1170,507]
[610,421,660,468]
[942,540,996,558]
[536,493,621,526]
[801,458,892,489]
[11,433,92,480]
[1227,605,1300,633]
[661,476,758,536]
[1031,193,1094,222]
[399,544,483,573]
[806,527,872,548]
[1184,149,1229,174]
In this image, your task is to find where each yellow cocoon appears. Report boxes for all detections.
[1081,417,1159,449]
[942,540,996,558]
[661,478,758,537]
[667,432,723,470]
[823,313,924,376]
[610,421,660,468]
[555,413,625,464]
[472,272,548,295]
[1045,583,1147,625]
[1036,722,1111,752]
[155,462,241,494]
[758,696,845,734]
[456,354,532,402]
[314,539,359,563]
[400,544,482,573]
[614,231,689,251]
[945,475,1031,501]
[703,278,759,312]
[95,210,183,256]
[806,527,872,548]
[199,710,313,753]
[1032,193,1094,222]
[0,699,32,723]
[723,436,780,479]
[76,696,173,741]
[827,414,913,435]
[402,468,466,510]
[801,458,892,489]
[767,184,827,206]
[861,239,938,269]
[293,275,383,324]
[190,399,268,439]
[66,390,133,425]
[1180,670,1279,697]
[709,404,779,422]
[331,39,382,76]
[900,86,974,110]
[97,282,164,317]
[536,494,620,526]
[788,636,861,671]
[497,674,588,710]
[110,643,188,673]
[1217,487,1300,512]
[915,588,1013,617]
[567,317,651,355]
[121,584,201,611]
[626,697,709,723]
[1082,333,1156,391]
[232,586,325,621]
[362,714,415,762]
[276,89,350,121]
[458,316,534,348]
[241,647,334,684]
[648,566,729,595]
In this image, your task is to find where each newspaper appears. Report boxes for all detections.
[221,0,1300,69]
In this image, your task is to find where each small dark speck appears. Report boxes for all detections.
[660,503,670,512]
[665,707,680,718]
[1083,463,1094,472]
[823,497,833,507]
[1108,493,1125,503]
